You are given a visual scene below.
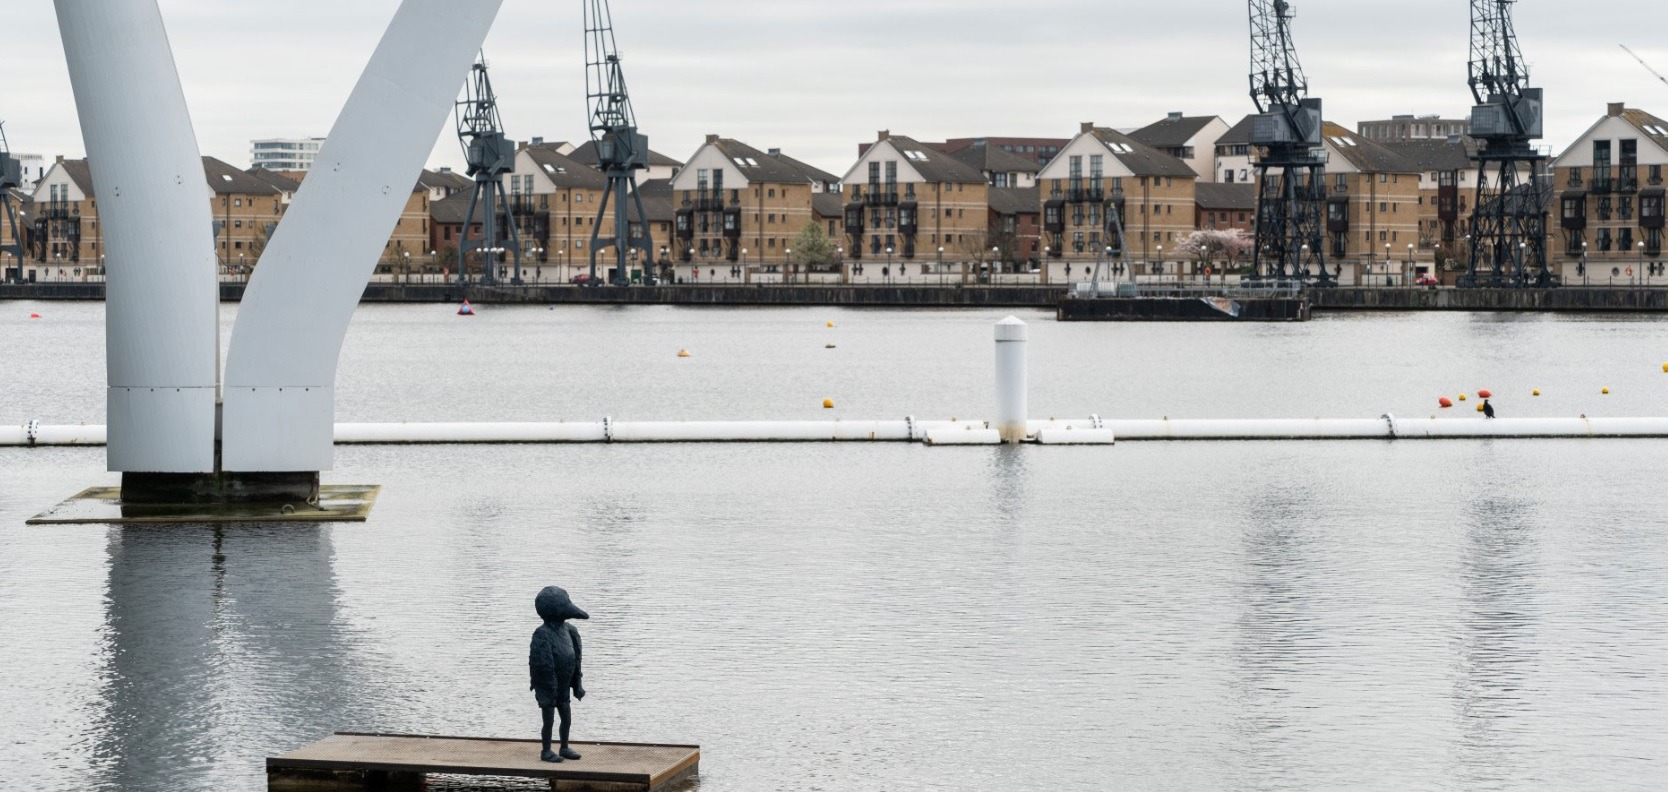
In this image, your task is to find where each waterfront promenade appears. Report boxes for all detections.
[8,280,1668,312]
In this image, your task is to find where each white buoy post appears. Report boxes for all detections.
[995,316,1029,443]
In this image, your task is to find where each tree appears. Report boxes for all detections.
[791,220,836,271]
[1176,228,1253,274]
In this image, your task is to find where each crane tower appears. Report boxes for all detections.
[1463,0,1553,287]
[456,53,522,285]
[584,0,654,286]
[1247,0,1331,287]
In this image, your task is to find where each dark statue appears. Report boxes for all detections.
[529,585,588,762]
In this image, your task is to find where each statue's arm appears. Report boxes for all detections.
[569,624,586,698]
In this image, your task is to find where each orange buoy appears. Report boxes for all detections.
[1477,389,1492,398]
[822,398,835,409]
[1476,403,1486,412]
[29,312,40,319]
[1439,397,1454,408]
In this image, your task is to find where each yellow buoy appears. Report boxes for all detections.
[1532,389,1541,396]
[822,398,834,409]
[827,321,835,328]
[1458,393,1467,401]
[677,349,690,358]
[1602,387,1611,394]
[1662,363,1667,373]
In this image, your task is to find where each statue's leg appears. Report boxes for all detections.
[539,704,562,762]
[557,701,581,760]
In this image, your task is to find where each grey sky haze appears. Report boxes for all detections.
[6,0,1667,176]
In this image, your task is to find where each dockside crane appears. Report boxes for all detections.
[584,0,654,286]
[1247,0,1330,287]
[456,53,523,286]
[1463,0,1552,288]
[0,123,22,282]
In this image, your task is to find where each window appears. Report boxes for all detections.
[1620,227,1634,251]
[1090,155,1104,179]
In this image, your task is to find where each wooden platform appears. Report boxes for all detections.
[267,732,698,791]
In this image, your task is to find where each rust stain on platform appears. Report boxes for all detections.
[26,485,379,525]
[268,732,698,790]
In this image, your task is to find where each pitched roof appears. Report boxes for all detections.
[629,178,676,223]
[417,168,472,192]
[812,192,844,219]
[707,138,824,184]
[1194,182,1256,210]
[58,159,96,196]
[1322,122,1422,174]
[1377,139,1477,172]
[524,145,608,190]
[567,140,683,169]
[245,167,303,194]
[1217,115,1258,147]
[949,145,1040,175]
[881,135,986,184]
[203,156,281,195]
[1129,115,1222,149]
[765,149,840,185]
[988,186,1040,216]
[1619,107,1668,153]
[429,191,478,225]
[1086,128,1197,178]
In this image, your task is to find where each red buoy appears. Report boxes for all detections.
[1477,388,1493,399]
[1439,397,1454,408]
[457,300,475,316]
[29,313,40,319]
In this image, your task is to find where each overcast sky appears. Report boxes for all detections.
[7,0,1668,176]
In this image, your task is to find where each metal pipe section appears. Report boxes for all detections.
[994,316,1029,444]
[55,0,220,473]
[10,417,1668,448]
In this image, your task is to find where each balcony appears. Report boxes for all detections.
[1591,169,1614,193]
[1066,184,1105,203]
[1620,167,1639,193]
[863,190,900,207]
[694,191,724,212]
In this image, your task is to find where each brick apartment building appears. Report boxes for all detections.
[1319,123,1422,278]
[842,132,990,271]
[1037,123,1198,272]
[671,135,838,270]
[1552,102,1668,283]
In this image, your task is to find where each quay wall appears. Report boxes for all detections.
[5,282,1668,312]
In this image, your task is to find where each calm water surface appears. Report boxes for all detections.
[2,303,1667,791]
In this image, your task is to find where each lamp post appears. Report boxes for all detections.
[937,245,944,285]
[1581,241,1588,286]
[1638,240,1646,286]
[1383,242,1391,286]
[740,247,747,285]
[1155,244,1163,282]
[784,247,792,284]
[1404,243,1413,287]
[885,245,893,283]
[836,246,845,284]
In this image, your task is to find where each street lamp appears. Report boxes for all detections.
[1580,240,1589,285]
[784,247,792,283]
[1155,244,1163,280]
[885,245,894,283]
[1638,240,1647,285]
[1404,243,1413,287]
[937,245,944,285]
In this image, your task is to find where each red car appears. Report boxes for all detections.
[1415,274,1438,287]
[570,273,595,285]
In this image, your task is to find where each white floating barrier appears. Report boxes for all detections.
[924,427,1003,446]
[8,417,1668,447]
[1036,428,1117,445]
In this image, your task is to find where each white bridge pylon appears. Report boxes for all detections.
[55,0,503,475]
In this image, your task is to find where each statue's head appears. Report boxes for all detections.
[535,586,589,622]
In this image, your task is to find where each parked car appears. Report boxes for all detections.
[570,273,594,285]
[1415,274,1438,287]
